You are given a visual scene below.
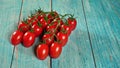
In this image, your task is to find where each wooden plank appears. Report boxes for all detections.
[83,0,120,68]
[0,0,22,68]
[11,0,51,68]
[100,0,120,46]
[51,0,95,68]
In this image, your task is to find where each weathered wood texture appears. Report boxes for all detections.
[0,0,120,68]
[0,0,22,68]
[83,0,120,68]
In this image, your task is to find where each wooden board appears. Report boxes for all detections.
[51,0,95,68]
[0,0,22,68]
[0,0,120,68]
[83,0,120,68]
[101,0,120,45]
[11,0,51,68]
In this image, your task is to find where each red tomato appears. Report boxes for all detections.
[23,31,35,48]
[10,30,23,46]
[36,44,49,60]
[32,19,38,26]
[46,24,57,34]
[42,33,54,46]
[39,17,48,29]
[54,18,63,25]
[27,16,35,23]
[32,24,43,37]
[57,32,68,47]
[47,11,59,19]
[47,18,53,25]
[37,13,46,20]
[18,22,30,33]
[67,18,77,30]
[60,24,71,36]
[50,42,62,58]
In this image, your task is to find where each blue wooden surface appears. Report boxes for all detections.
[0,0,22,68]
[83,0,120,67]
[0,0,120,68]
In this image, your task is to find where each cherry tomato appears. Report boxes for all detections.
[32,24,43,37]
[67,18,77,30]
[39,17,48,29]
[60,24,71,36]
[23,31,35,48]
[46,24,57,34]
[47,18,53,25]
[50,42,62,58]
[10,30,23,46]
[54,18,63,25]
[37,13,46,20]
[36,44,49,60]
[57,32,68,47]
[42,33,54,46]
[18,22,30,33]
[32,19,38,26]
[27,16,35,23]
[47,11,59,19]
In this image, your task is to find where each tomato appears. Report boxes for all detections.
[18,22,30,33]
[50,42,62,58]
[47,11,59,19]
[47,18,53,25]
[37,13,46,20]
[46,24,57,34]
[32,24,43,37]
[10,30,23,46]
[56,32,68,47]
[32,19,38,26]
[23,31,35,48]
[27,16,35,23]
[36,44,49,60]
[39,17,48,29]
[54,18,63,25]
[67,18,77,30]
[60,24,71,36]
[42,33,54,46]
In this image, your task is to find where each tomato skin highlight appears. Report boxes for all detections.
[57,32,68,47]
[36,44,49,60]
[50,42,62,58]
[67,18,77,30]
[23,32,35,48]
[10,30,23,46]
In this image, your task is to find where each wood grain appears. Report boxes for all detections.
[102,0,120,46]
[83,0,120,68]
[51,0,95,68]
[0,0,120,68]
[11,0,51,68]
[0,0,22,68]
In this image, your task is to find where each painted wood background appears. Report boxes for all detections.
[0,0,120,68]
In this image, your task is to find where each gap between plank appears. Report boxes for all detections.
[81,0,97,68]
[50,0,52,11]
[10,0,24,68]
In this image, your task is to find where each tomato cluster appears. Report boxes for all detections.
[10,9,77,60]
